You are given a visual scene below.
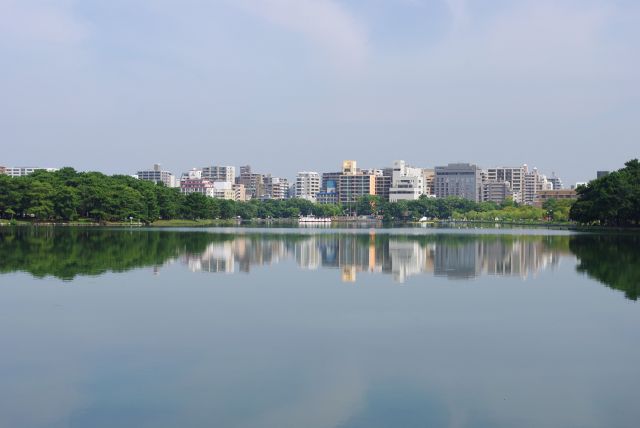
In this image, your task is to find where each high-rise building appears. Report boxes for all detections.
[202,165,235,183]
[434,163,482,202]
[295,171,321,201]
[338,160,376,205]
[0,166,6,175]
[523,167,552,205]
[137,164,176,187]
[486,166,525,203]
[3,166,59,177]
[389,160,424,202]
[237,165,264,199]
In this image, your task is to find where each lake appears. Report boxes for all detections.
[0,226,639,428]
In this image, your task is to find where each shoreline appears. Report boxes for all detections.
[2,218,639,231]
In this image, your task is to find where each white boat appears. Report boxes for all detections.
[298,215,332,223]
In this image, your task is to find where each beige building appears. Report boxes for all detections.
[338,160,376,205]
[342,160,358,175]
[202,165,235,183]
[534,189,577,207]
[233,183,247,202]
[422,169,435,196]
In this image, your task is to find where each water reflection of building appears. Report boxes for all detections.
[295,238,321,270]
[180,234,565,283]
[434,241,482,279]
[183,242,235,273]
[389,241,431,283]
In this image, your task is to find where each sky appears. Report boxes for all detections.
[1,0,638,185]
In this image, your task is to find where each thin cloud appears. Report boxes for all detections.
[237,0,369,69]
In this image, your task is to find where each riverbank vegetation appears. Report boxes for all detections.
[1,160,637,225]
[0,168,341,223]
[353,195,573,223]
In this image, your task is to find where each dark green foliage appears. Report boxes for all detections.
[0,168,344,223]
[6,229,637,304]
[0,228,216,280]
[356,195,546,222]
[570,159,640,226]
[0,169,187,223]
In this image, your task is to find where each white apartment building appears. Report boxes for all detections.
[137,164,176,187]
[4,167,59,177]
[212,181,236,200]
[389,160,425,202]
[295,171,321,201]
[202,165,235,183]
[486,166,525,203]
[524,167,553,205]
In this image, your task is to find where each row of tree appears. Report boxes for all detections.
[570,159,640,226]
[350,194,571,222]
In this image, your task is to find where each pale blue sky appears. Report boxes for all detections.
[1,0,638,185]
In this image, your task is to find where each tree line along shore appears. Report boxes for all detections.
[0,159,638,227]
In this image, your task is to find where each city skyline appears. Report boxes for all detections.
[1,1,638,186]
[0,157,591,207]
[2,157,589,185]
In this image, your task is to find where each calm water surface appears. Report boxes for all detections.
[0,227,639,428]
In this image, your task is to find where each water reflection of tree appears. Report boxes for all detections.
[570,234,640,300]
[2,229,638,301]
[0,228,216,280]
